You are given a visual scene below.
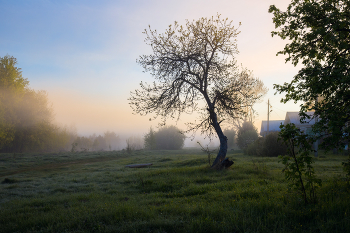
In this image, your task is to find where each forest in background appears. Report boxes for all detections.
[0,55,130,153]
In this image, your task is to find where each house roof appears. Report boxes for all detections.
[284,112,316,125]
[260,120,284,134]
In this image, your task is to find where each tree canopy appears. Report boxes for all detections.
[0,55,28,92]
[269,0,350,149]
[130,15,266,168]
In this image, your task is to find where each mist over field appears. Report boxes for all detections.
[1,1,350,232]
[0,0,303,150]
[0,0,305,153]
[47,88,222,149]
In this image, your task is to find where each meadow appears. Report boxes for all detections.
[0,149,349,233]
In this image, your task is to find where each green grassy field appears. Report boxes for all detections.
[0,149,349,233]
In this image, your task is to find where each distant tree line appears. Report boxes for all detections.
[71,131,121,152]
[0,55,123,153]
[144,125,186,150]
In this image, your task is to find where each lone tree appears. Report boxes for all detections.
[130,15,266,168]
[269,0,350,150]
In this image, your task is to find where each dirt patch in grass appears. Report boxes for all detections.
[1,178,18,184]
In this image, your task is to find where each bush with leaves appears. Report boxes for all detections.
[279,123,322,204]
[244,137,264,156]
[245,132,288,157]
[155,125,186,150]
[264,132,287,156]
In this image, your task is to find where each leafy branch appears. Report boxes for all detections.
[278,123,322,204]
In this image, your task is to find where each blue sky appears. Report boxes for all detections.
[1,0,303,138]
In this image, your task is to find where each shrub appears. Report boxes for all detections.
[144,125,186,150]
[279,123,321,204]
[245,132,288,157]
[245,137,264,156]
[262,132,288,157]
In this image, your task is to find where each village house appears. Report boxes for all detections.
[260,120,284,137]
[260,112,316,136]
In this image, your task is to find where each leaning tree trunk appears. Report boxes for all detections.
[209,110,228,169]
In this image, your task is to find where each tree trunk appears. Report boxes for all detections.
[210,110,228,169]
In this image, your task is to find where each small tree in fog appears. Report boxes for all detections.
[73,136,92,151]
[104,131,120,150]
[130,15,266,168]
[92,135,107,151]
[223,129,236,149]
[237,121,258,150]
[126,136,144,153]
[144,127,156,150]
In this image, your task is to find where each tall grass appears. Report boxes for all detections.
[0,149,349,232]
